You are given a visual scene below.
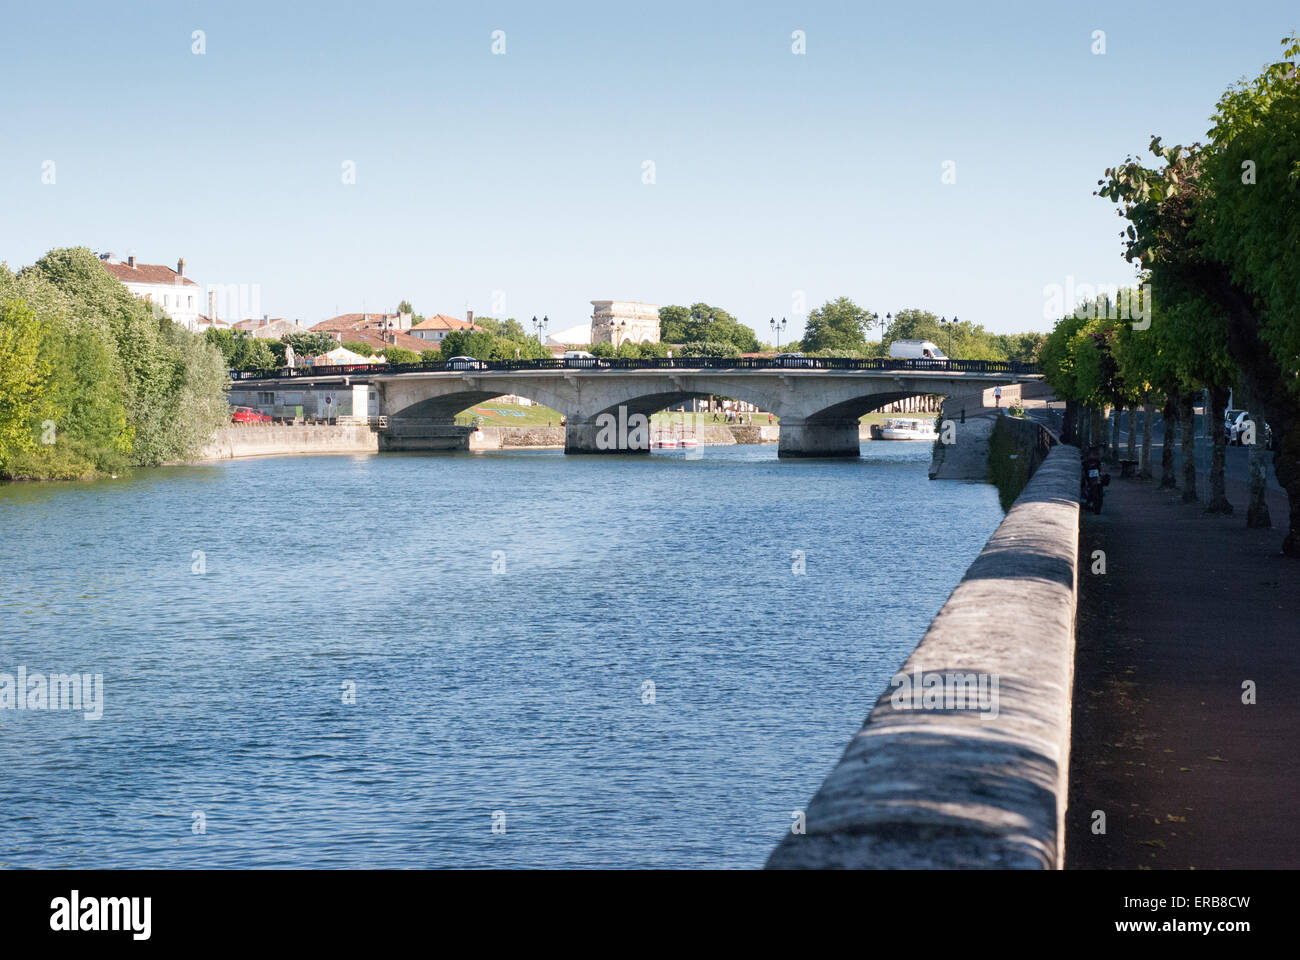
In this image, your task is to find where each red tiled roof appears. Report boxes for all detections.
[327,329,437,354]
[101,260,198,287]
[310,313,400,331]
[410,314,481,332]
[232,317,288,331]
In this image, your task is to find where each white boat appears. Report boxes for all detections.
[874,417,937,441]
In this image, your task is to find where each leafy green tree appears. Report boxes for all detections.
[658,303,758,352]
[340,340,375,356]
[282,331,337,357]
[3,247,227,475]
[0,298,53,474]
[381,346,420,364]
[679,340,741,358]
[803,297,871,352]
[439,329,495,360]
[1097,38,1300,543]
[883,307,1009,360]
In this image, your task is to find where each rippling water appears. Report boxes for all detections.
[0,442,1002,868]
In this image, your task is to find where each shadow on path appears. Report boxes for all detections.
[1065,469,1300,868]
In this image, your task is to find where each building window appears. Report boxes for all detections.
[258,392,274,405]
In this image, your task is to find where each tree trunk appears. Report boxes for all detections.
[1206,384,1233,513]
[1109,404,1122,462]
[1237,380,1272,528]
[1128,401,1139,462]
[1062,400,1078,445]
[1194,264,1298,556]
[1140,397,1154,480]
[1180,391,1198,504]
[1160,393,1178,489]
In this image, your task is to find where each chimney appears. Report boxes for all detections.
[177,258,185,277]
[261,314,269,327]
[208,289,217,323]
[466,310,473,326]
[127,255,136,269]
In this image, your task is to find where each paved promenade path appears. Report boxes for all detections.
[1065,461,1300,868]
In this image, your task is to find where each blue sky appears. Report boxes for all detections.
[1,1,1295,339]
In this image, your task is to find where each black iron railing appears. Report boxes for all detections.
[229,356,1040,382]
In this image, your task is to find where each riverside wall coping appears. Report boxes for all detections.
[767,443,1080,869]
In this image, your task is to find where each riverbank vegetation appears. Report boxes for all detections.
[655,299,1045,361]
[0,247,228,481]
[1041,35,1300,555]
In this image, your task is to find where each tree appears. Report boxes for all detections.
[341,340,375,356]
[282,331,337,358]
[439,329,496,361]
[381,346,420,365]
[4,247,226,476]
[679,340,741,358]
[1114,286,1180,485]
[658,303,759,352]
[884,307,1010,361]
[0,299,53,473]
[1098,36,1300,550]
[803,297,871,352]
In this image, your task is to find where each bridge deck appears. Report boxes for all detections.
[231,357,1041,386]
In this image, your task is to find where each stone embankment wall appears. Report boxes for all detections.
[469,426,567,450]
[196,423,378,460]
[987,414,1058,509]
[767,444,1080,869]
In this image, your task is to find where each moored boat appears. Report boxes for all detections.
[873,417,938,441]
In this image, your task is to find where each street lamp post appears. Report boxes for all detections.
[939,315,958,358]
[532,315,549,342]
[770,316,787,351]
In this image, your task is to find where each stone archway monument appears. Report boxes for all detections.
[591,300,660,348]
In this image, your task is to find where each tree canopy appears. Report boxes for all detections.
[659,304,759,352]
[1,246,227,478]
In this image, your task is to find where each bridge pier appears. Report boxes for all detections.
[563,417,651,455]
[777,419,862,459]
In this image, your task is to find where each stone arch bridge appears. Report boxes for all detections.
[232,359,1040,458]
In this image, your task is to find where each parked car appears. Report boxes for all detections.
[1225,410,1274,449]
[445,355,486,370]
[775,352,814,367]
[231,406,271,423]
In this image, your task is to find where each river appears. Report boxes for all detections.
[0,442,1002,868]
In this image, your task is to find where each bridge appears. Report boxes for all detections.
[230,357,1041,458]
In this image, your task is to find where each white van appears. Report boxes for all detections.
[887,339,947,360]
[563,350,602,368]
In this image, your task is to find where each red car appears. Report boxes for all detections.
[231,406,272,423]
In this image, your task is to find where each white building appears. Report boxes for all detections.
[545,321,594,347]
[232,317,306,339]
[409,313,482,343]
[99,254,202,330]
